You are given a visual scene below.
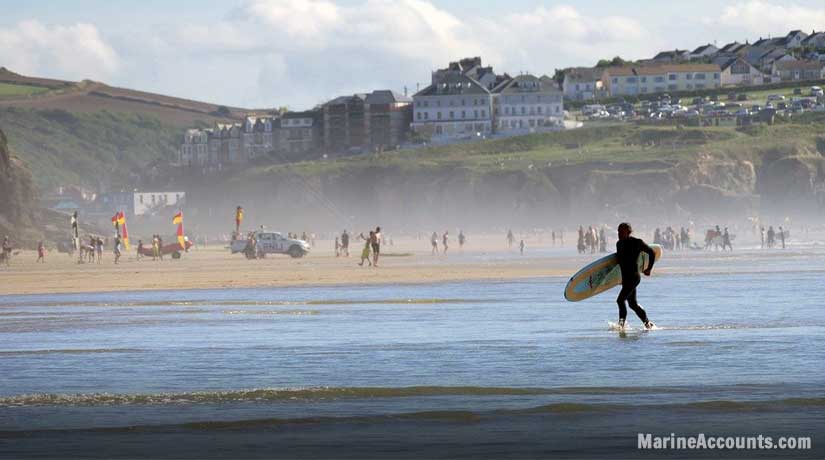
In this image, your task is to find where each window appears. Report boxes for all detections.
[641,77,647,83]
[668,74,677,80]
[481,109,486,117]
[612,77,618,84]
[668,84,677,91]
[695,73,706,80]
[654,76,665,83]
[449,111,454,119]
[537,106,542,114]
[695,83,705,89]
[417,112,422,120]
[714,73,719,79]
[626,77,637,83]
[461,110,466,118]
[437,112,442,120]
[521,107,526,115]
[424,112,429,120]
[474,109,479,118]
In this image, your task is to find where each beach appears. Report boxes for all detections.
[0,235,580,295]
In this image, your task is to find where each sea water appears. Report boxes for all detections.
[0,248,823,458]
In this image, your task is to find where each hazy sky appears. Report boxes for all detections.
[1,0,823,109]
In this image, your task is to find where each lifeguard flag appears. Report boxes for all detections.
[235,206,243,226]
[173,211,185,249]
[121,218,131,251]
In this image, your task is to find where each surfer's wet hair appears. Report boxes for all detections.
[618,222,632,234]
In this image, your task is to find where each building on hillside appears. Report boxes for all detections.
[772,60,825,81]
[715,56,765,86]
[718,42,749,55]
[604,64,721,96]
[749,47,796,73]
[689,44,719,60]
[364,90,413,150]
[208,123,242,165]
[801,31,825,49]
[241,116,275,161]
[411,57,506,142]
[780,30,809,49]
[321,90,412,153]
[562,67,606,101]
[494,74,563,134]
[278,111,321,156]
[179,128,209,166]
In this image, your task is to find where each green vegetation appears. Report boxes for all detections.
[239,120,825,183]
[0,107,181,190]
[0,82,50,98]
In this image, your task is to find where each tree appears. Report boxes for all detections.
[596,56,629,68]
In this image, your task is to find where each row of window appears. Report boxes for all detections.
[417,98,489,108]
[613,73,719,84]
[498,119,555,129]
[501,105,561,115]
[416,109,487,121]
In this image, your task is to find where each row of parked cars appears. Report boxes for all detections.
[582,87,825,121]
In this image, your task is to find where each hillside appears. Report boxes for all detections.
[0,127,41,243]
[182,118,825,230]
[0,68,248,191]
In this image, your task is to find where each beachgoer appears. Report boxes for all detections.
[372,227,382,266]
[458,231,466,249]
[358,232,373,266]
[616,222,656,330]
[137,240,144,260]
[113,236,122,264]
[442,231,449,255]
[341,230,350,257]
[431,231,439,255]
[2,236,11,266]
[722,228,733,251]
[778,226,786,249]
[599,228,607,253]
[335,237,341,257]
[37,241,45,263]
[158,236,164,260]
[519,239,525,255]
[507,229,515,248]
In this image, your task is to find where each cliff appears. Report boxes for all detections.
[0,128,42,244]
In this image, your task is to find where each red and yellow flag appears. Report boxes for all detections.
[173,211,185,249]
[235,206,243,229]
[111,211,129,250]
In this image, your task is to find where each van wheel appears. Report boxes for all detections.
[288,246,304,258]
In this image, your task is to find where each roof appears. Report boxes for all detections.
[364,90,412,104]
[414,72,490,97]
[653,49,688,60]
[494,74,561,94]
[691,44,717,55]
[774,60,824,71]
[606,63,720,77]
[719,42,748,54]
[281,110,317,119]
[325,94,367,106]
[802,32,825,44]
[563,67,605,82]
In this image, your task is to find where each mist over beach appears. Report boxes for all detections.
[1,1,825,458]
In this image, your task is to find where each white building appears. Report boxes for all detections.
[562,67,605,101]
[241,116,275,161]
[178,129,209,166]
[716,56,765,86]
[689,44,719,60]
[133,191,185,216]
[605,64,721,96]
[411,57,505,142]
[494,74,563,134]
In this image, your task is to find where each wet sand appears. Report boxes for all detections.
[0,236,578,296]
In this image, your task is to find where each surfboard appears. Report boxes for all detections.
[564,244,662,302]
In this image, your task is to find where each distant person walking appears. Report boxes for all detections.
[722,228,733,251]
[442,231,449,255]
[779,226,786,249]
[152,235,160,261]
[358,232,373,267]
[335,237,341,257]
[341,230,350,257]
[767,226,776,249]
[431,231,439,255]
[2,236,12,266]
[372,227,382,266]
[507,229,515,249]
[113,236,122,264]
[137,240,144,260]
[458,230,466,250]
[37,241,45,263]
[519,239,525,255]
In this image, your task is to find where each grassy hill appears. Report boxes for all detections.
[0,68,249,191]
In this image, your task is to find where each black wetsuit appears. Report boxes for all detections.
[616,236,656,322]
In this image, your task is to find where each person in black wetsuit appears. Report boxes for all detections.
[616,222,656,329]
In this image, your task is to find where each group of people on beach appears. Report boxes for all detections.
[430,230,466,254]
[761,225,787,249]
[356,227,382,267]
[577,226,608,254]
[654,226,692,250]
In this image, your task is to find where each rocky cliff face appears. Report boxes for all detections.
[189,142,825,231]
[0,128,41,244]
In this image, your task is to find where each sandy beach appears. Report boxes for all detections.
[0,235,581,296]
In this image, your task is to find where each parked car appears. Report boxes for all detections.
[230,232,310,258]
[811,86,824,97]
[767,94,785,101]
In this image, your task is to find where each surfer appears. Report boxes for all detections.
[616,223,656,330]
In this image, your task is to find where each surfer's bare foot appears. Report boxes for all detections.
[617,318,626,329]
[644,321,655,330]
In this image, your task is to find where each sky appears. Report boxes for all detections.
[1,0,824,109]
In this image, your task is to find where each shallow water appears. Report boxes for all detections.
[0,248,823,458]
